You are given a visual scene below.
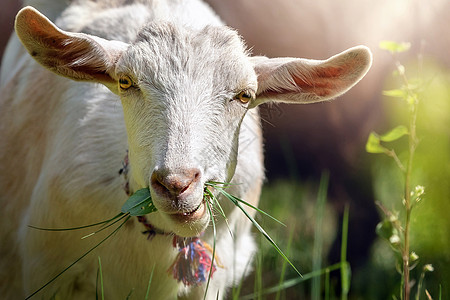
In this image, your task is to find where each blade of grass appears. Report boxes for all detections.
[312,173,329,300]
[232,253,254,300]
[144,264,155,300]
[218,188,302,278]
[205,181,237,187]
[125,289,134,300]
[25,215,131,300]
[231,194,286,227]
[204,187,233,238]
[207,183,286,227]
[340,205,351,299]
[204,200,217,300]
[255,237,263,300]
[97,256,104,300]
[325,268,331,300]
[28,213,124,232]
[96,263,99,300]
[81,213,130,239]
[240,263,344,300]
[275,225,295,300]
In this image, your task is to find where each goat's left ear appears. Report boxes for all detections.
[15,6,128,90]
[250,46,372,107]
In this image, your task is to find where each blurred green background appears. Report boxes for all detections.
[237,59,450,299]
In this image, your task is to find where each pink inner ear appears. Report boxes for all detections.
[316,66,345,78]
[254,47,371,104]
[291,65,351,97]
[26,12,64,49]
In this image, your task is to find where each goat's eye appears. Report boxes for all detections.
[119,76,133,90]
[234,90,254,104]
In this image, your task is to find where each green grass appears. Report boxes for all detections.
[235,174,351,300]
[96,257,104,300]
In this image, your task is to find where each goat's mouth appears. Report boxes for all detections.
[169,200,207,223]
[148,181,216,237]
[155,199,208,237]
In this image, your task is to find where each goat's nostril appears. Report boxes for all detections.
[151,168,201,198]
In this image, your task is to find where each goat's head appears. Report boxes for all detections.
[15,7,372,237]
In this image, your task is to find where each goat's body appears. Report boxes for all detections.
[0,1,263,298]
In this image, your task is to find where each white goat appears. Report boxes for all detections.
[0,1,372,299]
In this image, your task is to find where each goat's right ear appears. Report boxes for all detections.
[15,6,128,90]
[249,46,372,107]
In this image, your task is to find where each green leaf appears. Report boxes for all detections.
[406,95,416,106]
[121,188,157,216]
[366,132,388,154]
[379,125,408,142]
[379,41,411,53]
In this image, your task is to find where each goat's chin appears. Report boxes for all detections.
[169,215,210,237]
[149,204,210,237]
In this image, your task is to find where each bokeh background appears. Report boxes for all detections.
[1,0,449,299]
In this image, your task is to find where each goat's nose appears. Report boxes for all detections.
[151,168,201,198]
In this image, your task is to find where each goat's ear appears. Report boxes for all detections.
[15,6,128,89]
[250,46,372,107]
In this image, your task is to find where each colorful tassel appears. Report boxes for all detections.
[137,216,219,286]
[169,236,217,286]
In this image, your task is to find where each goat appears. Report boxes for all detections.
[0,1,372,299]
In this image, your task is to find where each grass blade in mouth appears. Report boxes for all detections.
[203,199,217,300]
[204,187,233,238]
[81,213,131,239]
[28,212,125,232]
[28,188,153,239]
[209,184,302,278]
[205,182,286,227]
[29,187,154,234]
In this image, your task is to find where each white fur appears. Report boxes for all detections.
[0,1,371,299]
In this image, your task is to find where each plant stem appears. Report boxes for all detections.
[400,63,419,300]
[403,110,417,300]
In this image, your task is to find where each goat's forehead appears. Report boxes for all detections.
[118,23,255,91]
[134,22,246,55]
